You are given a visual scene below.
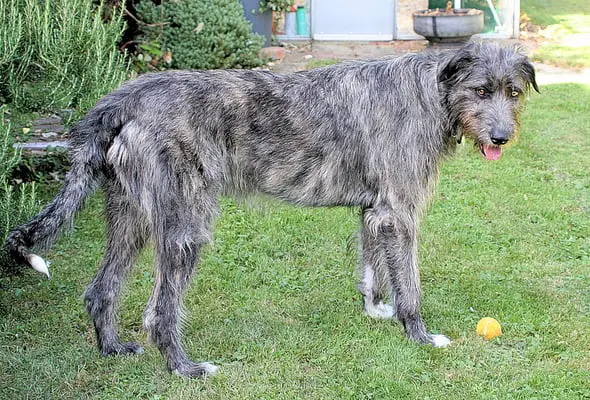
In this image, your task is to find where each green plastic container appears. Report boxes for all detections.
[296,6,308,36]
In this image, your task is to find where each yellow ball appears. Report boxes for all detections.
[476,317,502,340]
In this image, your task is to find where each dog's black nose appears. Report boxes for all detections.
[490,136,508,145]
[490,130,510,145]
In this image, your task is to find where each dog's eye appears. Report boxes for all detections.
[511,90,520,97]
[476,88,487,97]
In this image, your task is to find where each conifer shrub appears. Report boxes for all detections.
[135,0,265,70]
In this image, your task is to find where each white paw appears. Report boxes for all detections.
[364,301,395,319]
[431,334,451,348]
[376,302,395,318]
[201,362,219,375]
[172,361,219,378]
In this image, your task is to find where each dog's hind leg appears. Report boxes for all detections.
[84,185,148,356]
[143,197,219,378]
[362,205,450,347]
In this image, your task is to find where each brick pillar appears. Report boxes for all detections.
[397,0,429,39]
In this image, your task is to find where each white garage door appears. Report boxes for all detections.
[311,0,396,41]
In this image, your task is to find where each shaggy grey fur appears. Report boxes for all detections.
[5,41,538,377]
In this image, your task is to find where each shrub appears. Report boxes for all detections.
[12,147,71,185]
[135,0,265,70]
[0,110,38,273]
[0,0,128,116]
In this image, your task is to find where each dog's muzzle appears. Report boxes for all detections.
[480,129,511,161]
[490,129,510,145]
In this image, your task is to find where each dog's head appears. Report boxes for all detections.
[439,41,539,160]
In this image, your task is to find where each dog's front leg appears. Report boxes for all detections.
[361,205,450,348]
[359,211,395,319]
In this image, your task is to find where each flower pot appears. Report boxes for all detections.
[413,8,484,43]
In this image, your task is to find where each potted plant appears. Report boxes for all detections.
[260,0,294,14]
[413,1,484,43]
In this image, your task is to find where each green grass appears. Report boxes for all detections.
[522,0,590,68]
[521,0,584,27]
[304,59,342,70]
[533,42,590,70]
[1,84,589,399]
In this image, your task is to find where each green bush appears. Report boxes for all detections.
[0,0,128,116]
[12,147,71,185]
[0,110,38,272]
[135,0,264,70]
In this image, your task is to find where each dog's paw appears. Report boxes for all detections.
[430,334,451,348]
[173,361,219,379]
[101,341,144,356]
[364,301,395,319]
[403,317,451,347]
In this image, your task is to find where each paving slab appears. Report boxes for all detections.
[534,63,590,86]
[270,40,428,74]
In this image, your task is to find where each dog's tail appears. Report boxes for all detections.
[4,96,127,278]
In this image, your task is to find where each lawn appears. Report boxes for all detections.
[521,0,590,68]
[1,79,588,399]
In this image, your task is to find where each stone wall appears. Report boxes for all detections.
[397,0,428,39]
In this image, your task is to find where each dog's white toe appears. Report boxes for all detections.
[431,334,451,348]
[172,361,219,378]
[202,362,219,375]
[364,301,395,319]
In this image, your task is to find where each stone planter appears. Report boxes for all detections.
[413,8,484,43]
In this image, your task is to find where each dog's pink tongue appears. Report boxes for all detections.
[483,145,502,161]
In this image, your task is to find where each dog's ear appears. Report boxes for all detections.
[519,58,540,93]
[438,42,477,85]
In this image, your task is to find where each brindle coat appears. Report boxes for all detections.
[5,41,538,377]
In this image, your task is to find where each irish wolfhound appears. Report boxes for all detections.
[5,41,538,377]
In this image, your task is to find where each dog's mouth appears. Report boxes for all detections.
[479,144,502,161]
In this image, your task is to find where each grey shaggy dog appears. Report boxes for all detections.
[5,41,538,378]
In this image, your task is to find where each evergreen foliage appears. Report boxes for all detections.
[0,0,128,116]
[136,0,265,70]
[0,111,38,272]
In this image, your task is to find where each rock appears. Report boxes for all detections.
[33,124,65,134]
[33,116,62,125]
[13,141,69,151]
[260,46,286,61]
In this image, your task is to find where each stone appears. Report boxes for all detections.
[260,46,286,61]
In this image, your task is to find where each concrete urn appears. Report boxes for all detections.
[413,8,484,43]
